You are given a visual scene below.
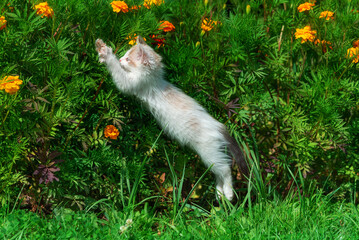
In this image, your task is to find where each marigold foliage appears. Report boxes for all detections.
[34,2,54,18]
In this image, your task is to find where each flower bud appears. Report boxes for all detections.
[246,5,251,14]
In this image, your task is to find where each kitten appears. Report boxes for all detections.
[95,36,248,200]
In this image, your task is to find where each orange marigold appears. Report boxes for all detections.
[0,76,23,94]
[352,40,359,48]
[319,11,334,20]
[130,5,141,11]
[111,1,129,13]
[297,2,315,12]
[0,16,6,30]
[159,21,175,32]
[34,2,54,18]
[143,0,164,9]
[294,26,316,43]
[201,18,218,32]
[346,47,359,63]
[314,39,333,53]
[104,125,120,140]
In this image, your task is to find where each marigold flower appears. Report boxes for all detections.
[158,21,175,32]
[319,11,334,20]
[294,26,316,43]
[7,3,14,12]
[201,18,218,32]
[130,5,141,11]
[346,47,359,63]
[297,2,315,12]
[126,33,146,45]
[143,0,164,9]
[34,2,54,18]
[110,1,129,13]
[150,35,165,47]
[104,125,120,140]
[0,16,6,30]
[314,39,332,53]
[352,40,359,48]
[0,76,23,94]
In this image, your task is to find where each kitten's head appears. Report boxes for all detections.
[119,36,163,75]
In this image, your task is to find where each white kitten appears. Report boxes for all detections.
[95,37,248,200]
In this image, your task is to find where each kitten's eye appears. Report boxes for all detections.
[126,57,130,62]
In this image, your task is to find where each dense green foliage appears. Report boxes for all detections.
[0,0,358,232]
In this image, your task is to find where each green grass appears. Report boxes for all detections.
[1,197,358,239]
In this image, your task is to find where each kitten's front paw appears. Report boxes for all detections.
[95,39,112,63]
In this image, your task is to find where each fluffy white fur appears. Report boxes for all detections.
[95,37,243,200]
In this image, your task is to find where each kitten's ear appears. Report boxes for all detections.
[136,35,147,45]
[136,45,161,69]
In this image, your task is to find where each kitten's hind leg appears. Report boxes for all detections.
[95,39,112,63]
[197,145,234,201]
[214,166,234,201]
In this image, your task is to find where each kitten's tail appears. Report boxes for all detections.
[223,130,250,177]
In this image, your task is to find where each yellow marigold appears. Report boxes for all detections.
[34,2,54,18]
[0,76,23,94]
[110,1,129,13]
[297,2,315,12]
[126,33,146,45]
[294,26,316,43]
[201,18,218,32]
[104,125,120,140]
[346,47,359,63]
[143,0,164,9]
[352,40,359,48]
[159,21,175,32]
[0,16,6,30]
[319,11,334,20]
